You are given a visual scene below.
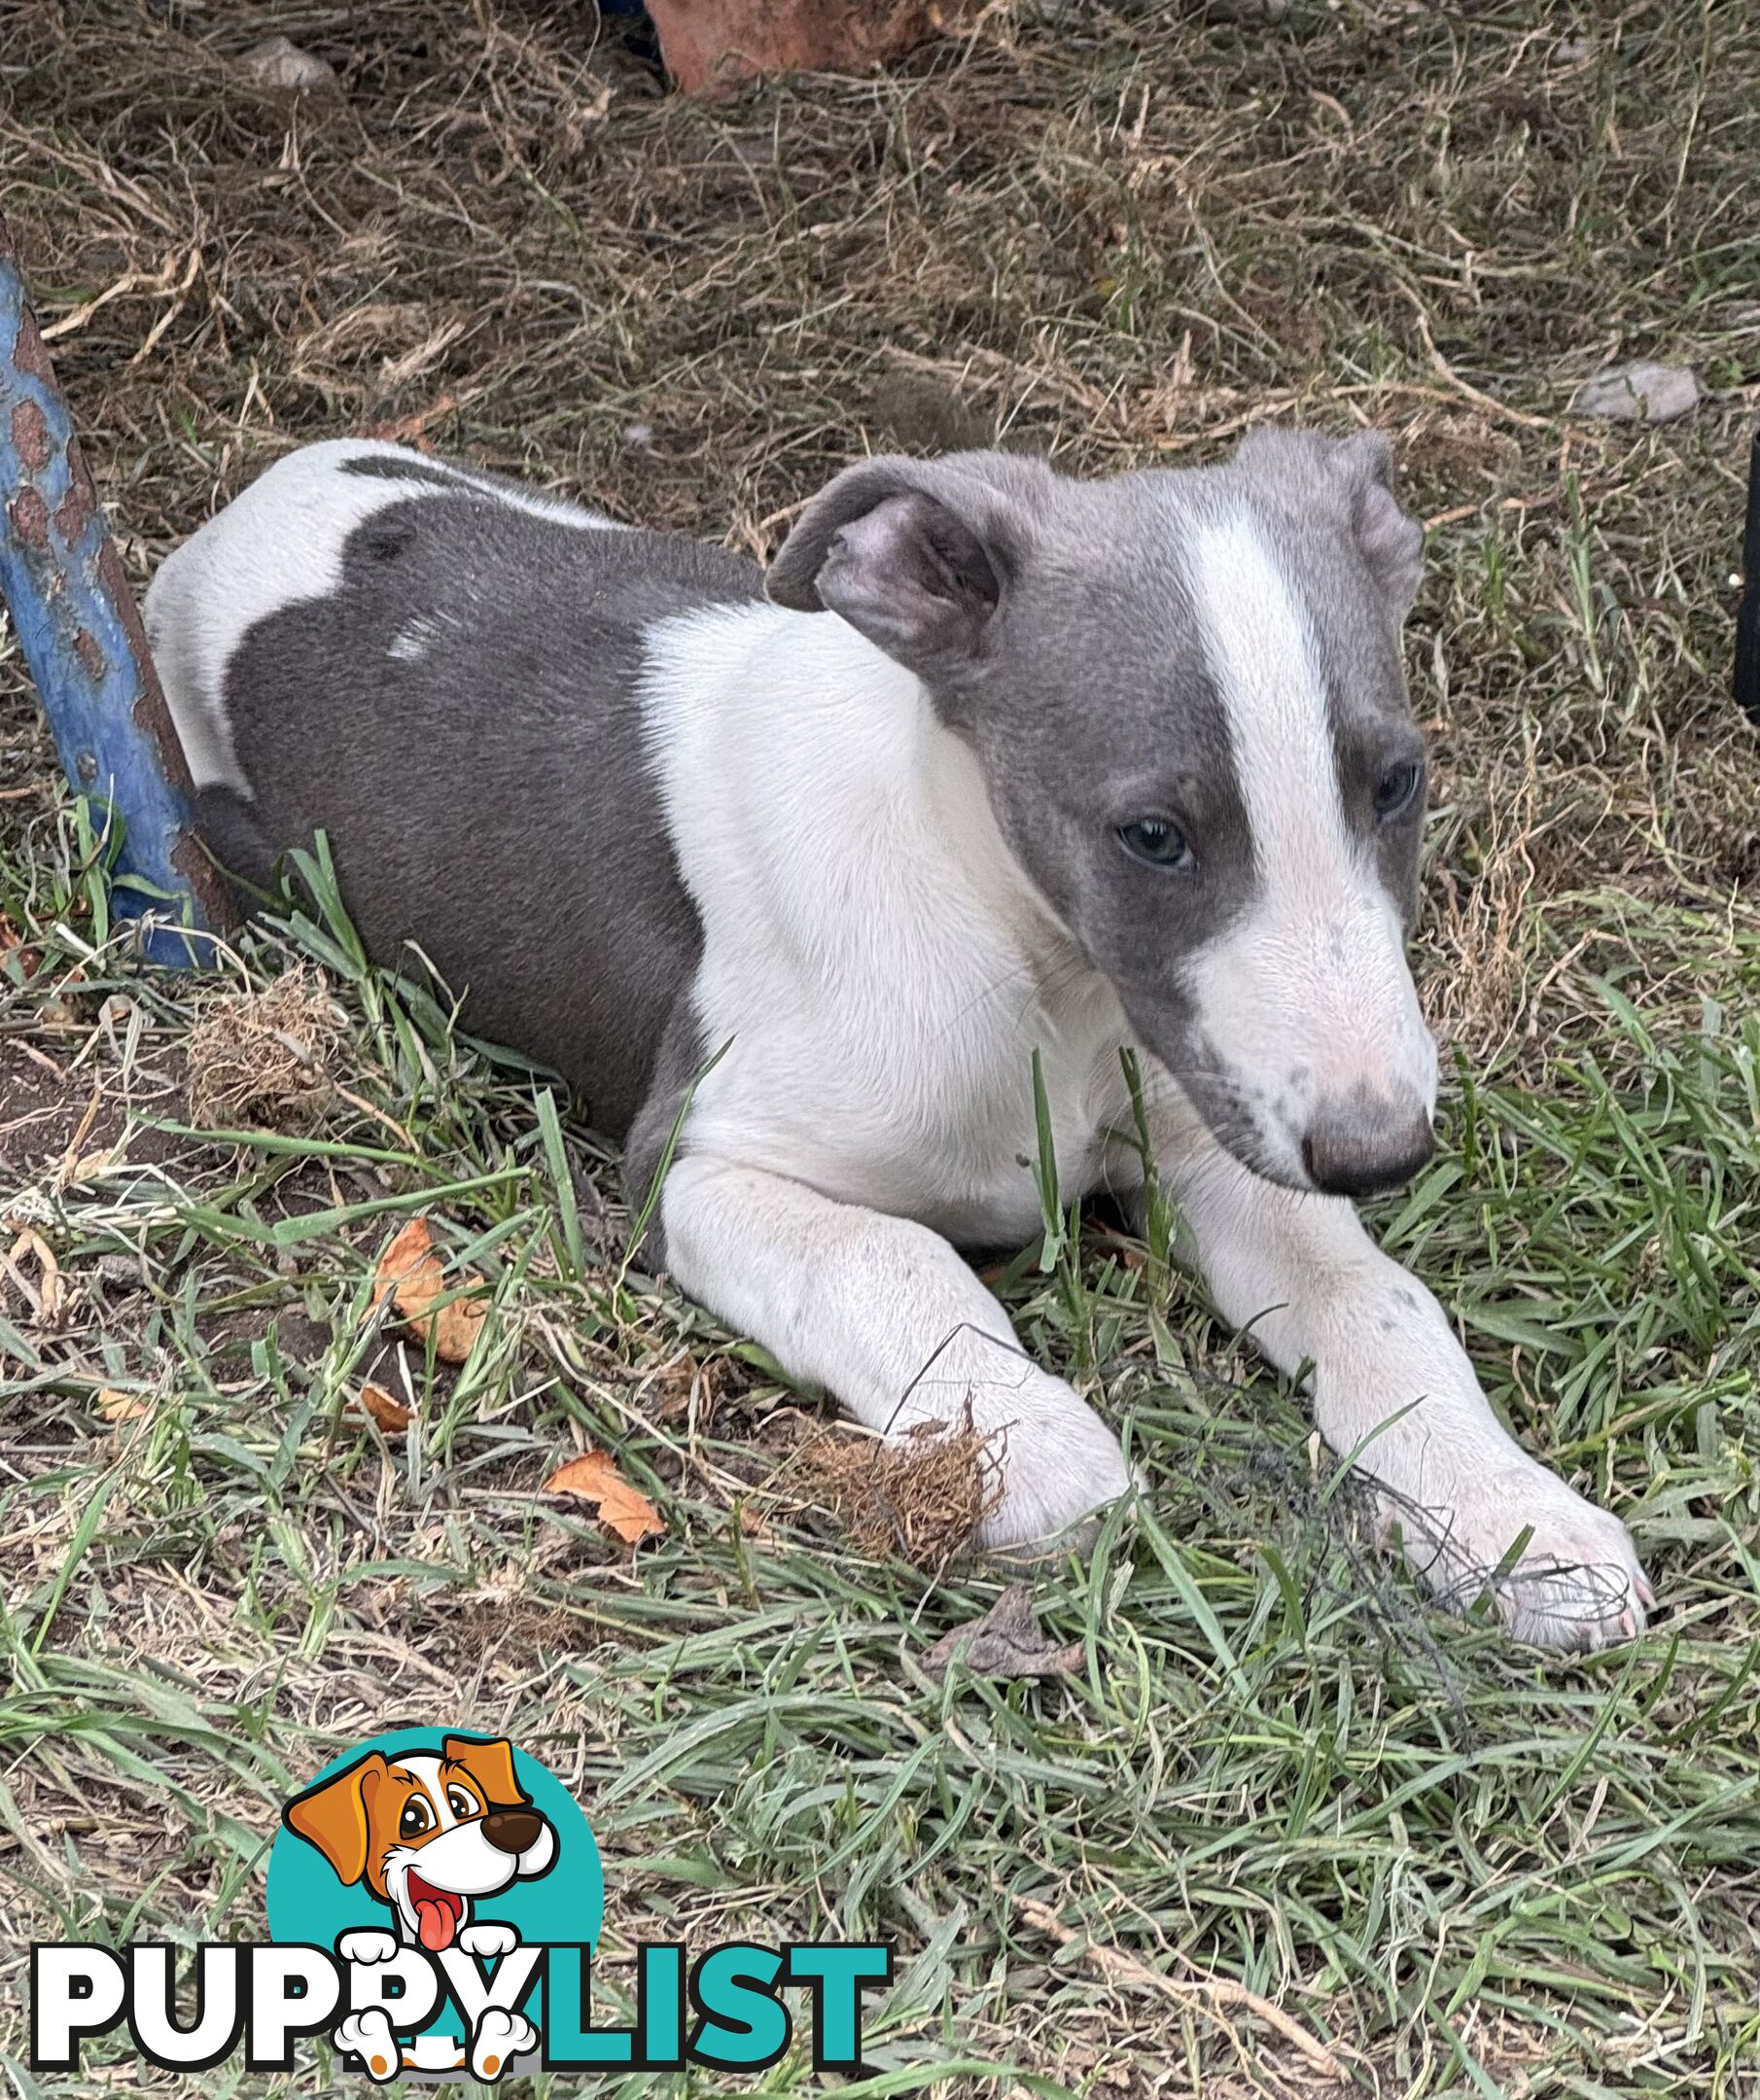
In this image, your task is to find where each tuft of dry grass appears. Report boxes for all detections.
[796,1411,1004,1567]
[183,962,342,1129]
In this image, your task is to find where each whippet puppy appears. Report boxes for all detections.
[147,430,1650,1649]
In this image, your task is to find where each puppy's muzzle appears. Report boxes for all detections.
[1301,1090,1434,1198]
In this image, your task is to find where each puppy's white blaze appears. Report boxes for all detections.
[394,1753,455,1826]
[1188,515,1434,1153]
[1191,514,1350,893]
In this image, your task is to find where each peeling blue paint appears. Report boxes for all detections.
[0,221,229,964]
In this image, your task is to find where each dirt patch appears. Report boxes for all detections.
[0,1033,190,1192]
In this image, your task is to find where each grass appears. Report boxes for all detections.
[3,1,1760,2093]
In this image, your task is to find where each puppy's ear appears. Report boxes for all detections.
[441,1734,526,1810]
[1334,430,1425,622]
[765,453,1042,671]
[1233,426,1425,624]
[285,1753,388,1886]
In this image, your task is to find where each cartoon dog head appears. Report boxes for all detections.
[285,1735,557,1952]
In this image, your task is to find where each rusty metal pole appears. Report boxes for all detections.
[0,209,230,963]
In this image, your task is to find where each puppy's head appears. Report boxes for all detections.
[285,1735,556,1951]
[767,431,1438,1197]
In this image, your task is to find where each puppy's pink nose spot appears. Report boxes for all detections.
[1302,1095,1434,1198]
[483,1808,543,1854]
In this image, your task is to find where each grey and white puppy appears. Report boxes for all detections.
[146,432,1650,1649]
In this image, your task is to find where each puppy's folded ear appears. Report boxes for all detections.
[765,453,1043,670]
[285,1753,388,1886]
[1335,429,1425,622]
[1233,426,1426,623]
[441,1734,526,1810]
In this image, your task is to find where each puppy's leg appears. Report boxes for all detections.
[1162,1125,1650,1649]
[471,2006,538,2081]
[333,2009,402,2084]
[661,1154,1131,1549]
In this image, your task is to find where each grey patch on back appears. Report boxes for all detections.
[191,785,277,897]
[215,488,762,1136]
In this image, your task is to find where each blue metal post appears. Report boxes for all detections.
[0,210,230,963]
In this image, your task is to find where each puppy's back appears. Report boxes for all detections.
[146,441,764,1134]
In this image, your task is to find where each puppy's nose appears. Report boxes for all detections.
[1301,1094,1435,1198]
[482,1808,545,1856]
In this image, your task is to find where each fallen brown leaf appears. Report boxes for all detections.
[97,1388,151,1424]
[364,391,460,448]
[372,1216,486,1365]
[545,1448,665,1545]
[355,1382,414,1432]
[3,1228,64,1327]
[924,1584,1084,1680]
[0,914,42,977]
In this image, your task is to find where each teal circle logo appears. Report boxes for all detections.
[265,1730,602,2079]
[267,1730,601,1950]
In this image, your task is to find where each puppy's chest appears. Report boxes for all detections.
[705,928,1138,1242]
[905,1012,1133,1242]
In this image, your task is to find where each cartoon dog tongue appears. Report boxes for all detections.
[415,1895,458,1951]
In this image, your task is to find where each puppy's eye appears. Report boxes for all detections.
[1373,761,1423,822]
[1116,817,1194,871]
[446,1787,475,1819]
[399,1799,433,1838]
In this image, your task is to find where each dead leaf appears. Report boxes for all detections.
[355,1382,414,1432]
[924,1584,1085,1680]
[0,915,42,977]
[372,1216,486,1365]
[97,1388,151,1424]
[545,1448,665,1544]
[2,1228,64,1326]
[363,391,459,448]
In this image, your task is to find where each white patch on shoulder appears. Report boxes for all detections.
[637,603,1129,1241]
[1183,513,1434,1171]
[144,440,623,791]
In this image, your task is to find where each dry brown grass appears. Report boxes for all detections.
[183,960,343,1128]
[796,1410,1004,1566]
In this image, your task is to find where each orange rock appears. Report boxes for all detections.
[645,0,980,93]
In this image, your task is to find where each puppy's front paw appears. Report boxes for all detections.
[1399,1465,1651,1652]
[459,1921,519,1960]
[966,1373,1133,1554]
[334,2011,401,2084]
[336,1929,399,1967]
[471,2006,539,2082]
